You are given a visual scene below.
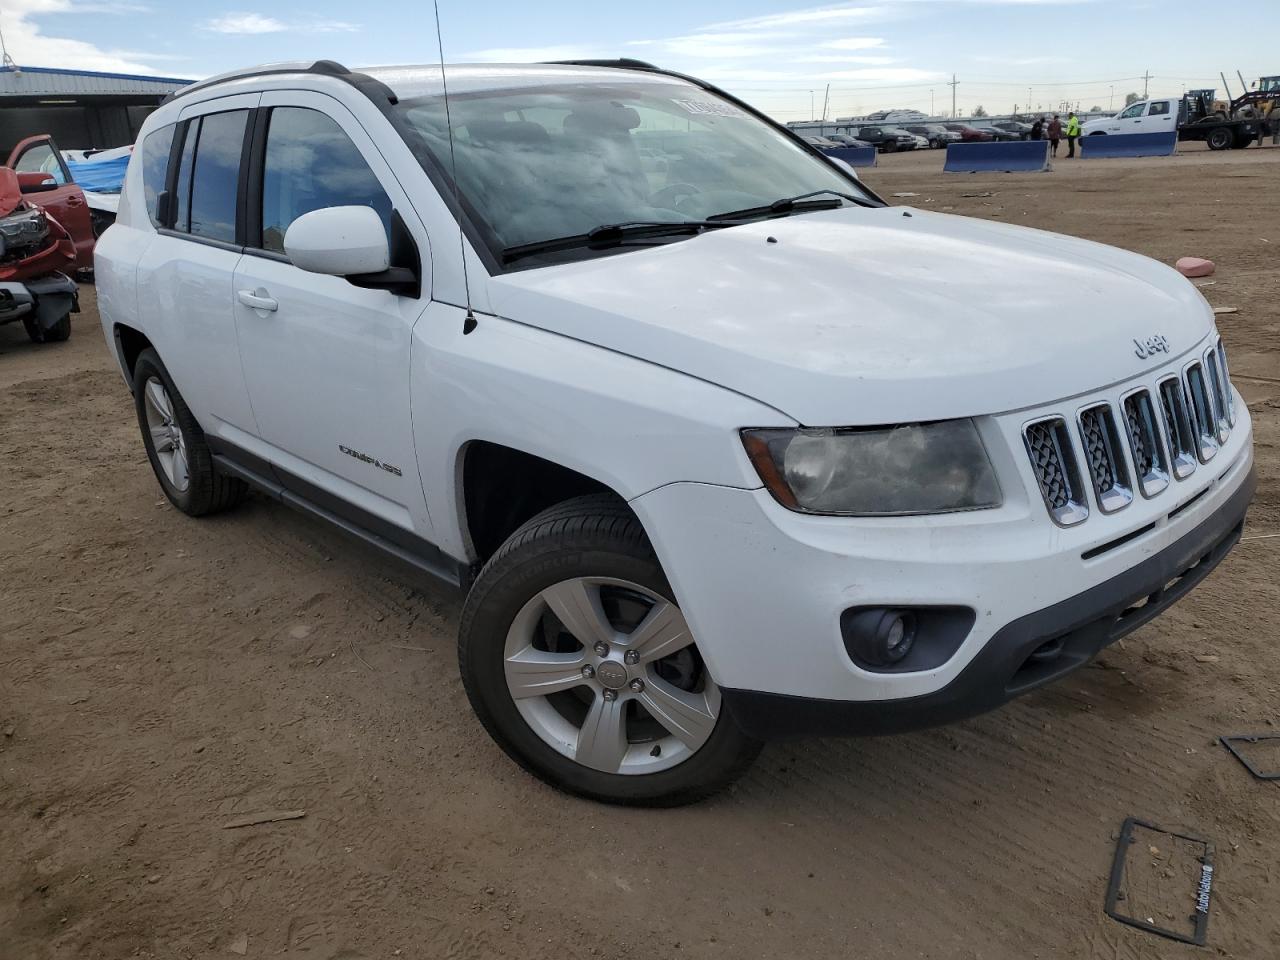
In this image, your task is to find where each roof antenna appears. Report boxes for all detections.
[431,0,476,334]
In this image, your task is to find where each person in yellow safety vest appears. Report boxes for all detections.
[1066,112,1082,158]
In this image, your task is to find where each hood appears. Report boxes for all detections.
[486,206,1214,426]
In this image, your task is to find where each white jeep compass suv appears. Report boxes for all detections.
[95,59,1255,805]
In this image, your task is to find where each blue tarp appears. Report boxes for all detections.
[66,155,129,193]
[822,145,877,168]
[1080,131,1178,158]
[943,140,1050,172]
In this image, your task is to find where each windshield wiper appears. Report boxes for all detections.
[707,189,866,222]
[501,220,739,265]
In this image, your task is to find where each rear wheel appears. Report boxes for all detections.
[132,348,247,516]
[1206,126,1233,150]
[458,495,761,806]
[22,312,71,343]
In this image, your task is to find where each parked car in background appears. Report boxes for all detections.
[944,123,994,142]
[5,135,96,275]
[849,125,918,152]
[990,120,1033,139]
[974,125,1022,142]
[0,166,80,343]
[904,124,960,148]
[863,109,929,124]
[826,133,874,148]
[803,135,842,148]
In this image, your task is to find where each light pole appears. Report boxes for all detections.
[930,89,935,115]
[810,89,814,119]
[1109,86,1114,110]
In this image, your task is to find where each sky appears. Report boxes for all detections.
[0,0,1274,120]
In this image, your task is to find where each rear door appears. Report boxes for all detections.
[133,94,261,437]
[7,135,95,269]
[1142,98,1177,134]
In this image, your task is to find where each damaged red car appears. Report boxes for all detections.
[0,166,80,344]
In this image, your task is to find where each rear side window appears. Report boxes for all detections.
[188,110,248,243]
[1148,100,1170,116]
[258,107,391,254]
[141,123,175,226]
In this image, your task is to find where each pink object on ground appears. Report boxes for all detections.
[1176,256,1215,278]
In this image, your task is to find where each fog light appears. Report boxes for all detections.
[845,608,918,667]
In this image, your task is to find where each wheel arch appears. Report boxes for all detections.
[457,439,634,565]
[112,322,154,388]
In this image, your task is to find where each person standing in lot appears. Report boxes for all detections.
[1048,114,1062,157]
[1031,116,1044,140]
[1066,111,1081,157]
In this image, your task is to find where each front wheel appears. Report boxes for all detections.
[458,495,761,806]
[23,312,71,343]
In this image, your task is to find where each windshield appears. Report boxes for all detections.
[391,79,875,265]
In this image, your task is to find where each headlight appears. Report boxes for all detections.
[741,419,1002,516]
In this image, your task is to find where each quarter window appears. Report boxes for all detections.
[187,110,248,243]
[140,123,175,227]
[259,107,392,255]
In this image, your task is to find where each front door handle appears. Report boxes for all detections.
[237,288,278,312]
[66,195,85,207]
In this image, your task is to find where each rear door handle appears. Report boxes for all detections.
[237,288,278,312]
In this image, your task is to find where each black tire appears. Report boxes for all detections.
[458,494,762,806]
[22,312,71,343]
[132,347,247,517]
[1207,127,1233,151]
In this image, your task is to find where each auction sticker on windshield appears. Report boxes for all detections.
[671,98,746,118]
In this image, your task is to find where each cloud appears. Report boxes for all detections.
[708,4,898,31]
[822,37,888,50]
[0,0,174,73]
[203,13,286,34]
[201,13,360,35]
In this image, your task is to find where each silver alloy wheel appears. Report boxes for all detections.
[504,577,721,775]
[142,376,190,493]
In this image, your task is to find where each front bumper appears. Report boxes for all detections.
[722,464,1254,739]
[0,273,78,329]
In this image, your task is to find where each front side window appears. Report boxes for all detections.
[393,79,873,264]
[1119,102,1145,119]
[187,110,248,243]
[258,107,392,254]
[141,123,175,226]
[14,143,68,184]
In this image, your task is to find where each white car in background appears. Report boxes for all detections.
[94,59,1254,806]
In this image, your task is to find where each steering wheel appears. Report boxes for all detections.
[650,182,701,209]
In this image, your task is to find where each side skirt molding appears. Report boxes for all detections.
[208,438,465,591]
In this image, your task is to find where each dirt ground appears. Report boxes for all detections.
[3,143,1280,960]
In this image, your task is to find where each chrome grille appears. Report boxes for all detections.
[1023,418,1088,526]
[1078,404,1133,512]
[1185,362,1219,462]
[1205,346,1231,439]
[1158,377,1198,479]
[1215,338,1235,425]
[1122,391,1170,498]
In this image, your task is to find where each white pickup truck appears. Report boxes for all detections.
[1083,95,1262,150]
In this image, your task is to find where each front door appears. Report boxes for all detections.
[7,135,95,269]
[231,91,433,540]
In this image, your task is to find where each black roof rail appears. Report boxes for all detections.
[545,58,659,71]
[162,59,356,105]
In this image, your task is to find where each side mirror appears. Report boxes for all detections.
[17,172,58,193]
[831,158,862,180]
[284,205,391,278]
